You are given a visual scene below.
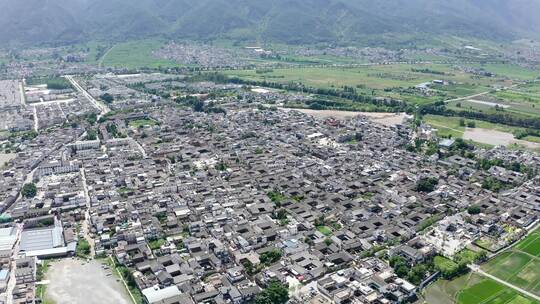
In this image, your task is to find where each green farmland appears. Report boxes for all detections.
[224,63,514,105]
[422,227,540,304]
[515,228,540,257]
[101,39,180,69]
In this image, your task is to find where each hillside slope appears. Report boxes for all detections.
[1,0,539,47]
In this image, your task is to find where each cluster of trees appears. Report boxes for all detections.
[420,101,540,130]
[86,129,97,140]
[389,256,433,285]
[216,162,228,171]
[467,205,482,215]
[192,73,408,112]
[415,177,439,193]
[21,183,37,198]
[259,249,283,265]
[176,96,227,115]
[20,130,38,141]
[255,69,274,74]
[86,113,98,125]
[434,250,487,279]
[100,93,114,104]
[411,68,446,75]
[482,177,506,192]
[478,158,537,178]
[267,191,286,207]
[459,118,475,128]
[514,128,540,140]
[116,261,143,301]
[27,77,72,90]
[417,215,443,232]
[477,158,504,170]
[76,239,91,257]
[106,123,126,138]
[273,208,289,226]
[254,281,289,304]
[241,250,283,276]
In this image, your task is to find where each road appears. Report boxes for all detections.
[64,75,110,117]
[18,81,26,106]
[468,264,540,302]
[444,91,491,104]
[32,105,39,131]
[130,138,147,158]
[5,224,22,304]
[443,81,526,104]
[80,168,95,257]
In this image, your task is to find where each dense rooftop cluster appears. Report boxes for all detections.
[0,72,538,304]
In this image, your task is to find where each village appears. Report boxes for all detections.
[0,71,537,304]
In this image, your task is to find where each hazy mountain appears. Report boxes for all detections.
[1,0,539,47]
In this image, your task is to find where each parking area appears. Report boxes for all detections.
[45,259,131,304]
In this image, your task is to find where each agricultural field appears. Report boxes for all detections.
[423,272,538,304]
[471,63,540,81]
[515,228,540,257]
[483,251,540,296]
[224,63,515,105]
[101,39,181,69]
[446,82,540,121]
[422,114,540,149]
[422,228,540,304]
[481,228,540,297]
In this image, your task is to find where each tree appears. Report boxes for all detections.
[389,256,410,278]
[459,118,466,127]
[255,281,289,304]
[482,177,504,192]
[193,100,205,112]
[467,205,481,215]
[416,177,438,193]
[260,249,282,265]
[408,264,429,285]
[100,93,114,104]
[467,121,476,128]
[86,113,97,125]
[76,239,91,256]
[86,129,97,140]
[22,183,37,198]
[275,209,287,220]
[216,162,228,171]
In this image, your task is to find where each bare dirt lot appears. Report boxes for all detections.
[0,153,15,167]
[463,128,540,149]
[284,108,406,126]
[45,259,131,304]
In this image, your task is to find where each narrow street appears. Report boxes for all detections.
[5,224,22,304]
[80,168,95,257]
[32,105,38,132]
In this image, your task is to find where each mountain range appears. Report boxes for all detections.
[1,0,540,47]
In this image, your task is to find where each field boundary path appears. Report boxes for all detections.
[98,45,115,68]
[468,264,540,302]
